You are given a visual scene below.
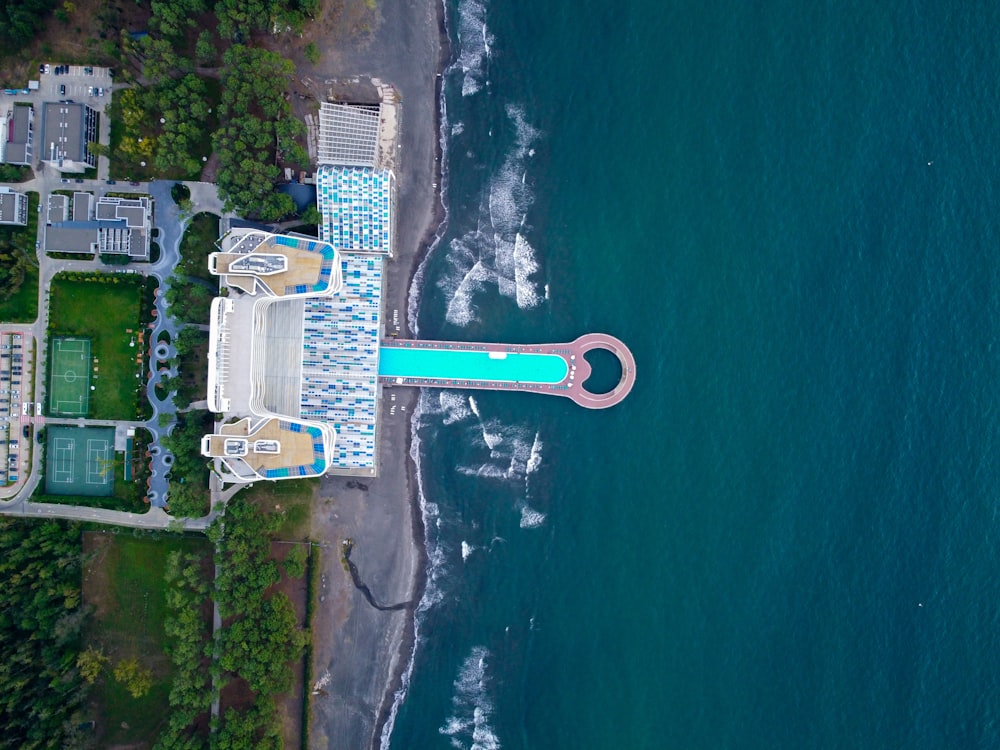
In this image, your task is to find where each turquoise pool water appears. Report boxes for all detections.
[378,346,568,384]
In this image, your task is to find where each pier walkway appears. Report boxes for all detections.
[378,334,636,409]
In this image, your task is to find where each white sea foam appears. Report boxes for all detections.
[440,646,501,750]
[461,540,475,561]
[435,105,546,328]
[483,107,543,311]
[451,121,465,136]
[512,233,541,309]
[456,462,508,480]
[439,233,496,326]
[440,391,472,425]
[519,505,546,529]
[527,432,543,475]
[454,0,492,96]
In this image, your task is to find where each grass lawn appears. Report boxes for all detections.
[82,531,211,748]
[47,274,148,420]
[0,191,40,323]
[178,212,220,282]
[244,478,317,541]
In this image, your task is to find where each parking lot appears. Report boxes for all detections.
[1,63,114,179]
[34,64,113,106]
[0,333,34,487]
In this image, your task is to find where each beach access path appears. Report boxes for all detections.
[306,0,446,748]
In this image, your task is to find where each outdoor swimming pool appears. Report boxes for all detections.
[378,345,569,384]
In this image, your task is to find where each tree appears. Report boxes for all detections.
[212,45,304,220]
[299,204,322,226]
[0,519,89,748]
[0,0,56,53]
[77,646,109,684]
[114,657,154,698]
[162,411,214,518]
[304,41,320,64]
[194,29,215,66]
[282,544,308,579]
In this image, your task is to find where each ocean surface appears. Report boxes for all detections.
[386,1,1000,747]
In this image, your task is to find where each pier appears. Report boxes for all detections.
[377,334,636,409]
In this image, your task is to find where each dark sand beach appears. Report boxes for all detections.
[307,1,446,747]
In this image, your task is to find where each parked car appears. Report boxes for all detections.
[58,84,65,96]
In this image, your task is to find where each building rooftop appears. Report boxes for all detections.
[317,165,395,256]
[41,102,97,173]
[205,229,388,480]
[317,102,382,167]
[211,230,340,298]
[0,188,28,226]
[45,194,151,258]
[1,105,33,165]
[201,417,333,482]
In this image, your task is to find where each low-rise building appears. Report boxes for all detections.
[0,188,28,226]
[40,102,98,173]
[45,192,152,260]
[0,105,33,166]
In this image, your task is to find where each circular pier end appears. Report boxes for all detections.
[566,334,636,408]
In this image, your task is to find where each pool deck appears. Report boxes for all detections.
[378,334,636,409]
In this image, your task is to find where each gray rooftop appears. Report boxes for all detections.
[72,192,91,221]
[2,106,32,165]
[0,191,26,225]
[47,193,68,224]
[45,223,97,254]
[41,102,97,170]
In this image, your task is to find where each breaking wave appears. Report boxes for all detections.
[440,646,502,750]
[435,105,545,327]
[441,390,473,425]
[519,506,546,529]
[454,0,492,96]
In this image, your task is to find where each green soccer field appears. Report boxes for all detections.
[47,275,148,420]
[48,337,92,416]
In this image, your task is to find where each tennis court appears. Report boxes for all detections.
[49,337,92,416]
[44,426,115,497]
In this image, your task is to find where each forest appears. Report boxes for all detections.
[0,518,91,750]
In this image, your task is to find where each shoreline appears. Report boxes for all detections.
[307,0,450,747]
[372,2,455,739]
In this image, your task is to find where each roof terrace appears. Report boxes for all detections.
[210,229,340,297]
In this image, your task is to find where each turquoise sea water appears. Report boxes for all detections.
[387,1,1000,747]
